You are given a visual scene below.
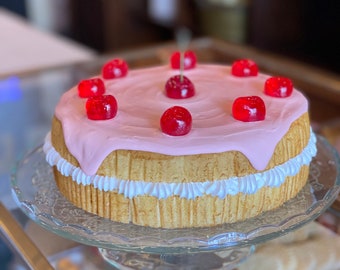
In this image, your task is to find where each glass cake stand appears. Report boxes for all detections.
[11,135,340,270]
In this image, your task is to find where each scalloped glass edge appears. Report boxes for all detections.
[10,135,340,254]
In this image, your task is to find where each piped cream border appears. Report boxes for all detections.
[43,131,317,199]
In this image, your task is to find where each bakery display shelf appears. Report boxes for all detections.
[10,135,340,269]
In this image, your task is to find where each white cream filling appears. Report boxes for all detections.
[43,131,317,199]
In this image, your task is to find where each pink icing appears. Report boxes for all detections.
[55,64,308,176]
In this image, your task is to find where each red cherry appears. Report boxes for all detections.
[78,78,105,98]
[102,58,128,79]
[170,50,197,70]
[160,106,192,136]
[86,95,118,120]
[264,76,293,98]
[232,96,266,122]
[231,59,258,77]
[165,75,195,99]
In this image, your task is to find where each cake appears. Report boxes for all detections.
[43,53,317,228]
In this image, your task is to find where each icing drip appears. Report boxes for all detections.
[55,65,309,176]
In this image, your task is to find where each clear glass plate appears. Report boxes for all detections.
[11,135,340,255]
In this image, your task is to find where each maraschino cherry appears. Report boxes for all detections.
[86,95,118,120]
[231,59,258,77]
[165,75,195,99]
[78,78,105,98]
[102,58,128,79]
[264,76,293,98]
[160,106,192,136]
[232,96,266,122]
[170,50,197,70]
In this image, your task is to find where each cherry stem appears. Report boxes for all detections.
[176,27,191,82]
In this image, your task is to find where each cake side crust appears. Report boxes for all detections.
[53,165,309,228]
[51,113,310,183]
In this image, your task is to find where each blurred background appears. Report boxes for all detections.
[1,0,339,72]
[0,1,339,269]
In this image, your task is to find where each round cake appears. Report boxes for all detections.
[44,55,317,228]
